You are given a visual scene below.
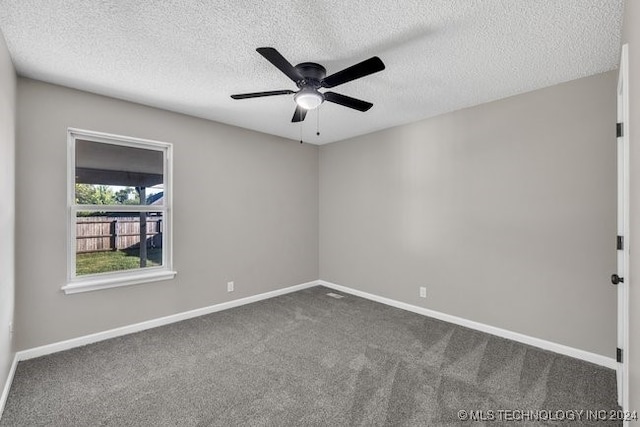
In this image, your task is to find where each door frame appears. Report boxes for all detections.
[616,43,630,411]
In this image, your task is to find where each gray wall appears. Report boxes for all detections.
[622,0,640,413]
[15,78,318,350]
[0,30,15,402]
[320,71,617,357]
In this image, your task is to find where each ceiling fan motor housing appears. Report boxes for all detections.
[294,62,326,88]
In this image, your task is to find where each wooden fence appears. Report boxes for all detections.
[76,216,162,253]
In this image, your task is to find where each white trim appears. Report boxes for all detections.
[62,269,177,294]
[318,280,617,370]
[163,143,173,272]
[19,280,319,361]
[67,127,173,151]
[0,354,18,420]
[67,130,76,278]
[73,204,165,212]
[616,43,630,412]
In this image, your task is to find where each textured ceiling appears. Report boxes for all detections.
[0,0,624,144]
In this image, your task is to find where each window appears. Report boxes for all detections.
[63,128,176,294]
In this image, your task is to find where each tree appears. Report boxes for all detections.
[114,187,139,205]
[75,184,116,205]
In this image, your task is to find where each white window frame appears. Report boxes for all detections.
[63,128,176,294]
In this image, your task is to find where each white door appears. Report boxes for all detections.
[615,43,629,410]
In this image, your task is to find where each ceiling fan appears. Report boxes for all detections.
[231,47,385,122]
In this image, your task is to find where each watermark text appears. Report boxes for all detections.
[457,409,638,422]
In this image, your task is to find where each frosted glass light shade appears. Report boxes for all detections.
[294,89,323,110]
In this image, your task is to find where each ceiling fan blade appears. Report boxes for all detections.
[321,56,385,88]
[257,47,302,83]
[324,91,373,112]
[231,90,295,100]
[292,105,308,122]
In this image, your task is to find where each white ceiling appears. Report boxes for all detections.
[0,0,624,144]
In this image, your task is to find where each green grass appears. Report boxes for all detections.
[76,248,162,276]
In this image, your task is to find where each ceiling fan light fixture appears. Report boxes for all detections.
[294,88,324,110]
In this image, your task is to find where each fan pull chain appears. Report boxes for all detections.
[299,121,303,144]
[316,108,320,136]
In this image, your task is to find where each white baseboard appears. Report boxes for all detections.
[17,280,319,361]
[0,353,18,420]
[318,280,617,370]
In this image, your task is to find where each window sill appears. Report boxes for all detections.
[62,269,177,294]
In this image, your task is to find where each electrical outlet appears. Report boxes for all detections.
[227,281,234,292]
[9,321,13,336]
[419,287,427,298]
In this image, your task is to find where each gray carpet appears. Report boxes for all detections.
[1,286,619,426]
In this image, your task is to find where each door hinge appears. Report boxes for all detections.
[617,347,623,363]
[617,122,624,138]
[617,235,624,250]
